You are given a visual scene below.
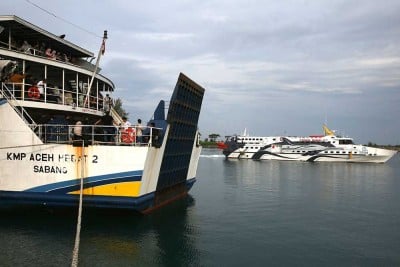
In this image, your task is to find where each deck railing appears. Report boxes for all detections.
[31,124,162,147]
[0,43,95,70]
[1,82,105,111]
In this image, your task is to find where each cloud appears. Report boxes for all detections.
[2,0,400,144]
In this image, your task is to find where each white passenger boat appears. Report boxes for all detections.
[0,15,205,213]
[222,126,397,163]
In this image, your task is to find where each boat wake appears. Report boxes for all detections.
[200,154,225,158]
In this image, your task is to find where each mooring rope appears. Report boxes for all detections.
[71,142,85,267]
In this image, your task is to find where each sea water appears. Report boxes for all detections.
[0,149,399,266]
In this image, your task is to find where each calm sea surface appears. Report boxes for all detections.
[1,148,399,266]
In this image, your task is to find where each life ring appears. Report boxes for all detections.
[28,86,40,99]
[121,127,136,143]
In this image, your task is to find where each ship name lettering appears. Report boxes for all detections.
[6,152,27,160]
[58,154,88,162]
[29,153,54,162]
[33,165,68,174]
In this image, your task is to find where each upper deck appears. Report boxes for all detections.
[0,15,93,58]
[0,15,115,116]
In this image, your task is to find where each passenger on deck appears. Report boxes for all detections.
[135,119,144,143]
[95,111,116,144]
[73,121,83,140]
[45,48,52,58]
[103,94,113,112]
[122,116,131,130]
[50,50,57,60]
[64,92,73,105]
[20,40,32,54]
[63,53,71,62]
[36,79,46,100]
[120,116,133,143]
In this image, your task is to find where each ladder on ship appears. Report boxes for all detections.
[0,82,37,127]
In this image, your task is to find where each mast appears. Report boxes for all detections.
[84,30,108,107]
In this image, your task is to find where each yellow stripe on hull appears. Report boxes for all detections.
[69,181,141,197]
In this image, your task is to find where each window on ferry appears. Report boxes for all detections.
[336,151,340,153]
[273,138,276,141]
[339,139,354,145]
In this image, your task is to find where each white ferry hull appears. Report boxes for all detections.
[257,152,396,163]
[1,73,205,212]
[255,146,397,163]
[1,140,201,210]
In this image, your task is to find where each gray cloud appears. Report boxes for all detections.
[3,0,400,144]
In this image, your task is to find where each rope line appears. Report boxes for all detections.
[71,142,85,267]
[24,0,102,39]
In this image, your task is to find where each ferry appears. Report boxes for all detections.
[0,15,205,213]
[222,126,397,163]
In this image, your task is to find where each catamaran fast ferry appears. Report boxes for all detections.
[0,15,205,212]
[222,126,397,163]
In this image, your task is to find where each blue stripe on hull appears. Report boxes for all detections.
[26,170,143,193]
[0,178,197,212]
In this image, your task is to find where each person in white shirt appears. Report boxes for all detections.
[36,79,47,99]
[73,121,83,140]
[122,116,131,130]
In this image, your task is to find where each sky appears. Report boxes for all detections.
[2,0,400,144]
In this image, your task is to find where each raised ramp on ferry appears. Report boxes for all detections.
[153,73,205,207]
